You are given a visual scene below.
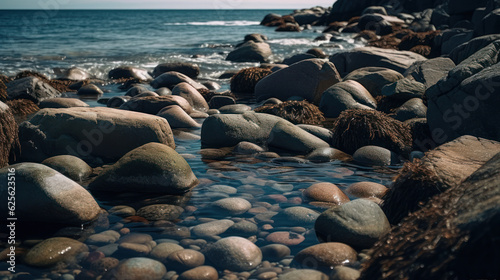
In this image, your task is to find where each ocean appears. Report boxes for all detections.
[0,9,361,82]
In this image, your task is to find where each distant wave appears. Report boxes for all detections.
[164,20,260,26]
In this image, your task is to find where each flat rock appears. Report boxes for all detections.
[191,219,235,238]
[23,237,88,268]
[136,204,184,221]
[404,57,456,89]
[18,107,175,162]
[108,66,152,81]
[41,155,92,182]
[343,67,403,96]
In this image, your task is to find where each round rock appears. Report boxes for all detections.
[191,219,234,238]
[166,249,205,271]
[315,199,391,249]
[353,145,400,166]
[108,257,166,280]
[178,265,218,280]
[292,242,357,271]
[24,237,89,267]
[345,182,388,199]
[303,183,350,204]
[149,243,184,262]
[260,244,291,261]
[279,269,329,280]
[274,206,320,226]
[205,237,262,271]
[136,204,184,221]
[265,232,305,246]
[213,197,252,215]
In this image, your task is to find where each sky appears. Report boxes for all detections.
[1,0,334,9]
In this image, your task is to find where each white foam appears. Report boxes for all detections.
[164,20,260,26]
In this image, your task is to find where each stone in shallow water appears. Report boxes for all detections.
[345,182,387,199]
[213,197,252,215]
[205,236,262,271]
[106,257,166,280]
[0,163,100,225]
[292,242,357,271]
[191,219,235,238]
[274,206,320,227]
[353,145,400,166]
[149,243,184,262]
[260,244,291,261]
[303,182,350,204]
[136,204,184,221]
[23,237,89,268]
[315,199,390,249]
[178,265,219,280]
[89,143,198,194]
[165,249,205,271]
[265,231,305,246]
[267,121,330,154]
[278,269,329,280]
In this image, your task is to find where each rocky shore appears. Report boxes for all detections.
[1,0,500,279]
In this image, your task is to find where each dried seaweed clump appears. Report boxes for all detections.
[0,75,9,102]
[375,95,407,114]
[14,70,75,93]
[230,67,272,95]
[331,109,412,156]
[361,153,500,280]
[381,159,444,224]
[255,100,325,125]
[0,103,20,167]
[5,99,40,117]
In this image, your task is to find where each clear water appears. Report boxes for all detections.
[0,9,395,278]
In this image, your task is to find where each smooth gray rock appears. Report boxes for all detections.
[136,204,184,221]
[151,71,207,90]
[274,206,320,227]
[201,112,285,148]
[54,67,91,81]
[449,35,500,64]
[315,199,390,248]
[172,82,209,112]
[157,105,200,129]
[297,124,333,143]
[353,146,400,166]
[268,121,330,154]
[7,76,61,103]
[219,104,252,114]
[42,155,92,182]
[77,84,103,96]
[108,66,152,81]
[153,62,200,79]
[404,57,456,89]
[0,163,100,225]
[191,219,235,237]
[109,258,166,280]
[205,237,262,271]
[39,98,89,109]
[213,198,252,215]
[89,143,198,194]
[23,237,89,268]
[319,80,376,118]
[226,41,272,63]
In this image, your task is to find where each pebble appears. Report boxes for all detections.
[205,237,262,271]
[117,242,152,257]
[110,257,166,280]
[265,232,305,246]
[292,242,357,271]
[23,237,88,268]
[213,197,252,215]
[260,244,291,261]
[191,219,235,238]
[149,243,184,262]
[302,183,350,204]
[86,230,121,246]
[109,206,136,217]
[226,220,259,236]
[89,257,119,274]
[274,206,320,226]
[178,266,218,280]
[166,249,205,271]
[207,185,237,194]
[345,182,388,199]
[118,233,153,244]
[278,269,329,280]
[330,266,361,280]
[136,204,184,221]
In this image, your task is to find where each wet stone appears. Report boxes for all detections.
[265,232,305,246]
[149,242,184,262]
[108,257,166,280]
[213,197,252,215]
[260,244,291,261]
[165,249,205,271]
[191,219,235,238]
[136,204,184,221]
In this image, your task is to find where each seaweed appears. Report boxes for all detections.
[255,100,325,125]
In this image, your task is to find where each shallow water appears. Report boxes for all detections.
[1,9,399,279]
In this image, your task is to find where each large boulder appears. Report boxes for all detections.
[0,163,100,225]
[475,8,500,36]
[18,107,175,162]
[255,59,341,103]
[201,112,286,148]
[89,143,198,194]
[226,41,272,63]
[152,62,200,78]
[319,80,376,118]
[108,66,152,81]
[330,47,427,76]
[382,135,500,224]
[361,151,500,279]
[426,41,500,144]
[6,76,61,104]
[404,57,456,89]
[343,67,404,96]
[39,98,89,109]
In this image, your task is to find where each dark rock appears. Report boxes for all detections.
[152,62,200,79]
[404,57,456,89]
[382,135,500,224]
[381,78,425,100]
[276,23,301,32]
[120,95,193,115]
[392,98,427,122]
[6,76,61,103]
[448,35,500,64]
[54,67,91,81]
[42,155,92,182]
[244,33,268,42]
[125,85,151,97]
[108,66,152,81]
[208,95,235,109]
[343,67,403,96]
[353,145,400,166]
[260,13,284,26]
[107,96,130,108]
[151,71,207,90]
[282,53,317,65]
[77,84,103,96]
[157,105,200,129]
[267,120,330,154]
[226,41,272,63]
[357,14,393,35]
